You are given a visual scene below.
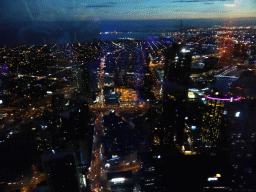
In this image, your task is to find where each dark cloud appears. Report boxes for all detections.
[69,2,116,9]
[86,5,114,8]
[81,3,115,8]
[135,6,160,9]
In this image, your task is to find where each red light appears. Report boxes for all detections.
[237,87,243,90]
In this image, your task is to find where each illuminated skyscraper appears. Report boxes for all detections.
[201,90,241,152]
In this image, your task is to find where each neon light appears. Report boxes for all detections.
[206,95,241,101]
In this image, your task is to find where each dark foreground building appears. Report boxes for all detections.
[42,150,81,192]
[163,42,192,146]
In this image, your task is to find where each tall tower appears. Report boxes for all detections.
[201,91,241,151]
[163,43,192,146]
[77,67,93,103]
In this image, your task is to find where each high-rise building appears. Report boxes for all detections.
[51,94,64,113]
[163,42,192,145]
[200,91,241,153]
[103,110,134,159]
[225,99,256,190]
[42,150,81,192]
[77,67,93,103]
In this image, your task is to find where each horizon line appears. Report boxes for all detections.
[1,16,256,22]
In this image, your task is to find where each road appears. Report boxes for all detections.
[89,112,107,192]
[88,41,148,192]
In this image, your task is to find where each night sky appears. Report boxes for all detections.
[0,0,256,22]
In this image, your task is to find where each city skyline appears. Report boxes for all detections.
[1,11,256,191]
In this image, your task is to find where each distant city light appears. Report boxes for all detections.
[188,88,199,92]
[157,155,161,159]
[181,48,190,53]
[83,175,86,187]
[235,112,240,117]
[208,177,218,181]
[191,126,196,130]
[0,100,2,104]
[109,156,120,161]
[111,178,126,183]
[188,92,196,98]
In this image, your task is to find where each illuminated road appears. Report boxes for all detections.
[89,112,107,192]
[89,50,112,192]
[5,165,45,192]
[89,43,147,192]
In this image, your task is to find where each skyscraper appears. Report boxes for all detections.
[51,94,64,113]
[226,99,256,190]
[163,42,192,146]
[42,150,81,192]
[201,91,241,153]
[77,67,93,103]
